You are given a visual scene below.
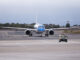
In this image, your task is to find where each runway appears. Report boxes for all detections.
[0,30,80,60]
[0,40,80,60]
[0,30,80,40]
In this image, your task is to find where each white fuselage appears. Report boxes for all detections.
[34,23,45,32]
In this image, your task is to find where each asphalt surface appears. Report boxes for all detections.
[0,30,80,40]
[0,40,80,60]
[0,30,80,60]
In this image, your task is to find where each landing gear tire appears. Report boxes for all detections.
[45,34,49,37]
[65,39,68,42]
[29,34,32,37]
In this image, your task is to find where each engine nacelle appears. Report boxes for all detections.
[49,30,54,35]
[25,30,31,35]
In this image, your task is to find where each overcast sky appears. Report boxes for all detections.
[0,0,80,25]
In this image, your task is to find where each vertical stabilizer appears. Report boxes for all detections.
[36,16,38,24]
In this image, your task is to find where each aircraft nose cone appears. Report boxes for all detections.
[38,28,45,31]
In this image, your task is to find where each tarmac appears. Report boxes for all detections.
[0,30,80,60]
[0,30,80,40]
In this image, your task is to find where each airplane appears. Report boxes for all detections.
[25,16,54,37]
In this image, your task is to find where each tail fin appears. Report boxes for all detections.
[36,16,38,24]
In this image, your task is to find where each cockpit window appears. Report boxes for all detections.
[39,26,45,28]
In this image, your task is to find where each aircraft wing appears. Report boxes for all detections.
[26,28,54,32]
[45,28,54,31]
[25,28,37,31]
[1,27,27,31]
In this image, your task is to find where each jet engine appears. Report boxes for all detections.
[25,30,31,35]
[49,30,54,35]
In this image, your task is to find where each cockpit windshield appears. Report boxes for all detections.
[38,26,45,29]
